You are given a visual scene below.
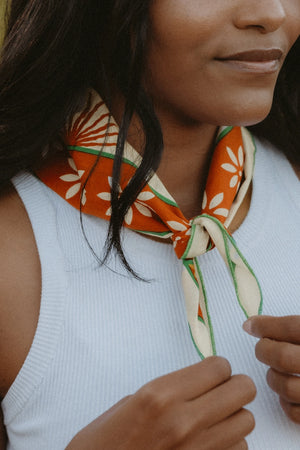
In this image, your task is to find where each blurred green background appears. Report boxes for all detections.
[0,0,6,46]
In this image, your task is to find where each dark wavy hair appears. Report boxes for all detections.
[0,0,300,271]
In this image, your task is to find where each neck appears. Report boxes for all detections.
[155,118,218,219]
[110,95,218,219]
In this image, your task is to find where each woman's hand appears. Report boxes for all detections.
[243,315,300,424]
[66,356,256,449]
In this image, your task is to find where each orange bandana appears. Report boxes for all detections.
[38,90,262,358]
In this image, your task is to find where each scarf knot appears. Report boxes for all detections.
[36,91,263,359]
[172,216,211,260]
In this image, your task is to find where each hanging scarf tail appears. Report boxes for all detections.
[199,215,263,315]
[37,90,263,360]
[180,214,262,358]
[182,261,215,358]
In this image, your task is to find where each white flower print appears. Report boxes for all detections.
[202,191,229,218]
[97,177,155,225]
[221,145,244,189]
[60,158,86,205]
[167,221,189,232]
[166,220,191,248]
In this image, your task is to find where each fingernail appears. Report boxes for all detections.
[243,319,255,336]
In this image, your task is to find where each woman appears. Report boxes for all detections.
[0,0,300,448]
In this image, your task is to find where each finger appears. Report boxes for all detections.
[181,409,253,450]
[255,339,300,374]
[243,315,300,343]
[141,356,231,402]
[280,397,300,424]
[267,369,300,403]
[187,375,256,430]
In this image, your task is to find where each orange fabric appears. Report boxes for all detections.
[39,106,244,258]
[37,91,262,358]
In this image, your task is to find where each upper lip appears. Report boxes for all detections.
[216,48,284,62]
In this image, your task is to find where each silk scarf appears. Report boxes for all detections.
[38,90,262,358]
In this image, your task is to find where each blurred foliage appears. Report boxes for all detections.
[0,0,6,46]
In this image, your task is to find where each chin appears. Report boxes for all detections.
[234,110,272,127]
[220,100,273,127]
[201,84,276,127]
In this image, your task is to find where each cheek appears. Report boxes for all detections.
[148,0,223,51]
[286,2,300,45]
[145,57,279,127]
[145,0,232,104]
[145,5,221,101]
[145,0,300,127]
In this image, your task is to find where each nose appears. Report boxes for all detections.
[234,0,286,33]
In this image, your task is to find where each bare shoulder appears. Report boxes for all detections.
[0,185,41,399]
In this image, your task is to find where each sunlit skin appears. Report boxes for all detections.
[64,2,300,444]
[146,0,300,127]
[139,0,300,218]
[1,2,300,449]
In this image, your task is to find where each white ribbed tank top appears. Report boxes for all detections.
[2,138,300,449]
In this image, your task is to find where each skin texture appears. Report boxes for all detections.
[135,0,300,217]
[0,188,41,398]
[0,190,257,450]
[244,316,300,424]
[0,188,41,450]
[66,357,256,450]
[1,0,300,448]
[145,0,300,126]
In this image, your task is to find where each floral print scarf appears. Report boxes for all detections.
[38,90,262,358]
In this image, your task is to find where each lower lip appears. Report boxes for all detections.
[216,59,280,74]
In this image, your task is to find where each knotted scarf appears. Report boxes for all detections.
[38,90,262,358]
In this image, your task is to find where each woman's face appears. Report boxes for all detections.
[145,0,300,127]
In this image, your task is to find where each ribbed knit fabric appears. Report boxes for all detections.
[2,137,300,449]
